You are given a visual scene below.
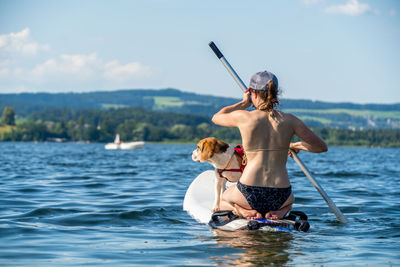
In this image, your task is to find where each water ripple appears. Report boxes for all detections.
[0,143,399,266]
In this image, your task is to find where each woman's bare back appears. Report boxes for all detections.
[211,84,328,219]
[237,110,296,187]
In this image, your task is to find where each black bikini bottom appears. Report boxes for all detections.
[237,181,292,215]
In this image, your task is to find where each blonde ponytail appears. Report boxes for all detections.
[255,81,279,116]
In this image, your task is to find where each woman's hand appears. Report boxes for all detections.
[211,90,252,127]
[288,142,300,158]
[241,91,252,109]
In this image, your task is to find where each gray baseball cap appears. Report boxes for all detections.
[249,71,278,90]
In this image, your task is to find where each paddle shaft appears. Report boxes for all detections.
[291,152,349,223]
[209,42,247,92]
[208,41,349,224]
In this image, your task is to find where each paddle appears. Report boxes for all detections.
[290,152,349,223]
[208,41,349,224]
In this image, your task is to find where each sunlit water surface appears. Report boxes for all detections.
[0,143,399,266]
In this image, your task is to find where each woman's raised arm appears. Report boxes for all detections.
[289,115,328,153]
[211,92,251,127]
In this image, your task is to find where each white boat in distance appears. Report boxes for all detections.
[105,134,145,150]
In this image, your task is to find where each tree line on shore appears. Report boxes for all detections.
[1,106,399,147]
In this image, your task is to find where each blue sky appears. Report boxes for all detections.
[0,0,399,103]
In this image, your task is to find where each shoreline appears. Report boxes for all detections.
[0,140,398,148]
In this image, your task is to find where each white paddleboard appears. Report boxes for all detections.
[183,170,239,225]
[183,170,216,224]
[183,170,308,232]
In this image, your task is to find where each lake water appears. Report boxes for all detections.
[0,143,399,266]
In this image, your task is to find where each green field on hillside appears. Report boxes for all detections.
[284,108,400,120]
[143,96,207,109]
[1,89,399,129]
[296,115,332,125]
[145,96,184,108]
[101,104,129,109]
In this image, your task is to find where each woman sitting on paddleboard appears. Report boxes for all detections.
[212,71,328,220]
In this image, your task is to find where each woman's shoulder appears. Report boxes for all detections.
[273,111,302,127]
[273,110,295,119]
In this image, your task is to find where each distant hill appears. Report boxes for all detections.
[1,88,399,129]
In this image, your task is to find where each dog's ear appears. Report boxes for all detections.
[200,139,214,162]
[215,139,229,153]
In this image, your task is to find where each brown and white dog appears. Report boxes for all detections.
[191,137,246,212]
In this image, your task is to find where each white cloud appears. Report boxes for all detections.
[0,67,9,77]
[32,53,100,79]
[0,60,11,78]
[0,28,154,92]
[324,0,371,16]
[104,61,152,81]
[1,52,153,91]
[31,53,151,81]
[389,8,397,17]
[0,28,49,56]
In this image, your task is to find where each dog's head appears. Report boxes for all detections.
[192,137,229,163]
